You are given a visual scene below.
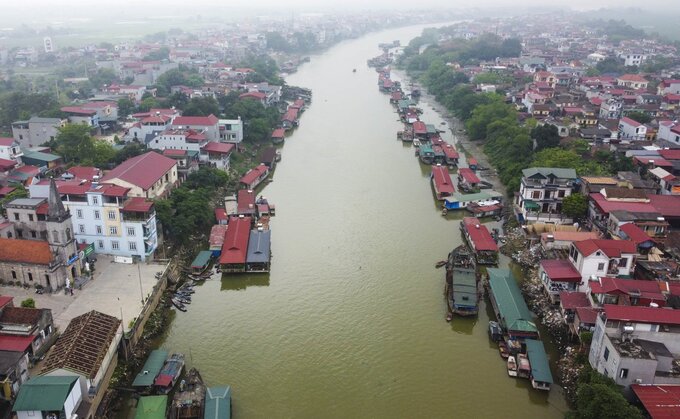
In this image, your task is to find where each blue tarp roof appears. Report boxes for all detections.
[525,339,553,384]
[246,229,271,264]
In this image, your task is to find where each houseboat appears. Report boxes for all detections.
[245,228,271,273]
[443,190,503,211]
[431,165,455,201]
[170,368,205,419]
[442,144,460,167]
[466,201,503,218]
[468,158,478,171]
[418,144,435,164]
[458,168,481,193]
[239,164,270,190]
[445,245,479,317]
[154,353,186,394]
[460,217,498,265]
[219,216,252,273]
[517,353,531,379]
[271,128,286,144]
[525,340,553,391]
[132,349,169,392]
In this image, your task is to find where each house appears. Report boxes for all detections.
[12,375,81,419]
[148,128,208,152]
[246,228,271,273]
[0,348,30,401]
[457,168,480,192]
[236,189,256,217]
[632,384,680,418]
[21,150,63,173]
[558,291,591,331]
[170,115,220,141]
[60,106,98,127]
[617,74,649,90]
[540,231,600,251]
[589,305,680,389]
[587,277,667,308]
[219,216,251,273]
[431,165,455,200]
[0,137,23,165]
[618,223,657,253]
[100,152,178,199]
[41,310,122,419]
[260,147,278,170]
[11,117,65,149]
[0,304,55,356]
[515,167,577,225]
[568,239,637,291]
[657,80,680,95]
[162,149,199,181]
[218,118,243,144]
[200,142,234,172]
[487,268,539,339]
[618,117,647,142]
[126,112,174,143]
[607,210,668,243]
[135,395,167,419]
[239,164,269,190]
[599,99,622,119]
[539,259,582,303]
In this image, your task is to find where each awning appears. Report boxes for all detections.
[524,200,540,210]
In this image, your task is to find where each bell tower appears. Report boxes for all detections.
[45,178,81,283]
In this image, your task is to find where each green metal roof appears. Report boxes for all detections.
[487,268,538,334]
[135,395,168,419]
[191,250,213,269]
[524,200,540,210]
[522,167,576,180]
[205,386,231,419]
[22,150,62,163]
[448,190,503,203]
[132,349,168,387]
[13,375,79,412]
[525,339,554,384]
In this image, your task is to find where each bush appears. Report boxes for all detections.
[14,281,21,287]
[20,298,36,308]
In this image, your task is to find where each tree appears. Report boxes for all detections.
[143,47,170,61]
[562,193,588,220]
[182,97,219,117]
[245,118,271,142]
[91,140,117,168]
[138,97,161,113]
[466,101,516,140]
[88,68,118,89]
[624,111,651,124]
[0,184,28,215]
[569,383,643,419]
[20,298,35,308]
[531,124,561,151]
[55,124,95,164]
[265,31,291,52]
[117,98,135,118]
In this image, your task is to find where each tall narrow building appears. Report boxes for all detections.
[45,178,81,281]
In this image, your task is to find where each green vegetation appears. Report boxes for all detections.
[0,184,28,215]
[20,298,35,308]
[566,367,643,419]
[531,124,561,152]
[562,194,588,220]
[623,111,652,124]
[0,91,62,128]
[154,167,229,243]
[265,31,320,54]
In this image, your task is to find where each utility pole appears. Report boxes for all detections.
[138,262,144,304]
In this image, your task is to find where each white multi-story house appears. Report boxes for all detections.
[171,115,220,141]
[657,79,680,95]
[599,99,623,119]
[126,113,174,143]
[29,179,158,261]
[219,118,244,144]
[589,305,680,389]
[619,52,647,67]
[147,128,207,152]
[616,74,649,90]
[657,121,680,145]
[618,117,647,142]
[515,167,577,224]
[0,137,23,165]
[568,239,637,291]
[200,142,234,171]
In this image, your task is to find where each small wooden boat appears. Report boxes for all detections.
[172,298,187,312]
[175,296,191,305]
[507,356,518,377]
[170,368,206,419]
[517,354,531,379]
[155,353,186,394]
[499,342,509,359]
[435,260,447,269]
[489,321,503,342]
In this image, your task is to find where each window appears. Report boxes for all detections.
[112,241,119,250]
[76,209,83,218]
[108,211,116,220]
[597,262,605,271]
[96,225,102,235]
[16,229,23,238]
[28,273,33,282]
[94,210,100,220]
[109,226,118,235]
[11,271,16,279]
[619,258,627,269]
[52,230,59,243]
[13,213,19,221]
[127,227,136,236]
[532,190,541,199]
[92,196,99,205]
[97,240,104,249]
[129,242,137,251]
[619,368,628,379]
[558,190,566,198]
[28,214,34,222]
[604,347,610,361]
[66,228,71,241]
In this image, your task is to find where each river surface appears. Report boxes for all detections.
[162,24,568,418]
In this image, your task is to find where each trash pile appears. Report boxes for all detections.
[558,346,585,405]
[500,227,543,268]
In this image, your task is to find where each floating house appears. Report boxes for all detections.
[209,225,228,256]
[135,395,168,419]
[458,168,481,192]
[443,190,503,210]
[204,386,231,419]
[239,164,269,190]
[246,229,271,273]
[271,128,285,144]
[442,144,460,166]
[487,268,539,339]
[525,339,553,391]
[132,349,168,389]
[431,165,455,200]
[190,250,213,274]
[460,217,498,265]
[236,189,256,217]
[419,144,435,164]
[219,216,251,273]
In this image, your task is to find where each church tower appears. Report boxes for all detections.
[45,178,81,284]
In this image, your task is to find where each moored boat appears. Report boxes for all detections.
[171,298,187,312]
[507,356,518,377]
[170,368,206,419]
[517,353,531,379]
[154,353,186,394]
[499,341,509,359]
[460,217,499,265]
[444,245,480,317]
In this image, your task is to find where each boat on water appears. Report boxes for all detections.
[444,245,480,317]
[517,353,531,379]
[460,217,499,265]
[171,298,187,312]
[498,341,509,359]
[488,320,503,342]
[154,353,186,394]
[507,356,518,377]
[170,368,206,419]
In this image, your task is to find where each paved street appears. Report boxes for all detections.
[0,255,168,332]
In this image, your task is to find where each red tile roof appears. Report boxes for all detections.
[604,304,680,325]
[0,307,43,326]
[574,239,637,258]
[0,238,53,265]
[209,224,228,248]
[0,334,35,352]
[648,195,680,218]
[237,189,256,214]
[590,277,665,302]
[461,217,498,252]
[215,208,227,222]
[240,164,268,186]
[559,292,591,309]
[620,116,643,127]
[66,166,100,181]
[101,151,176,190]
[620,223,656,245]
[589,193,656,215]
[0,158,16,171]
[61,106,97,115]
[0,138,14,146]
[541,259,581,282]
[431,165,455,196]
[413,121,427,135]
[202,142,234,154]
[631,384,680,418]
[658,149,680,160]
[271,128,285,139]
[172,114,219,126]
[442,144,459,159]
[121,197,154,213]
[239,92,266,100]
[219,217,251,265]
[0,296,13,308]
[576,307,600,325]
[618,74,648,83]
[162,149,187,157]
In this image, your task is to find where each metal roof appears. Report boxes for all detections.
[12,375,79,412]
[205,386,231,419]
[487,268,538,335]
[525,339,553,384]
[246,230,271,264]
[191,251,213,270]
[522,167,577,179]
[632,384,680,418]
[135,395,168,419]
[132,349,168,387]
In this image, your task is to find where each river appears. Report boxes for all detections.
[161,23,568,418]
